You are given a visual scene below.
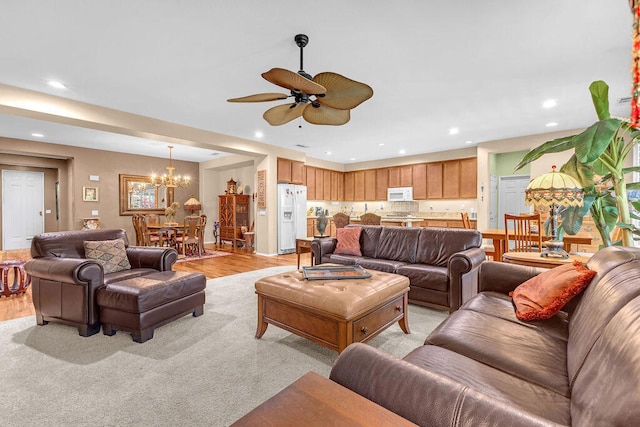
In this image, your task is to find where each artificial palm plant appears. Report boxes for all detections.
[515,80,640,247]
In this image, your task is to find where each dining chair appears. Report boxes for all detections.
[360,213,381,225]
[131,214,144,246]
[176,215,202,256]
[199,214,207,254]
[504,213,542,253]
[138,216,161,247]
[460,212,472,229]
[333,212,350,229]
[461,212,496,260]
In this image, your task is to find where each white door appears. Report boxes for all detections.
[497,175,530,229]
[2,170,45,250]
[489,174,498,228]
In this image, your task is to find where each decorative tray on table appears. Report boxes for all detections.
[302,265,372,280]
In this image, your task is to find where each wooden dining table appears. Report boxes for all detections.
[147,223,205,255]
[480,228,593,261]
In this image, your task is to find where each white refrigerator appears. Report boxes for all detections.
[277,184,307,254]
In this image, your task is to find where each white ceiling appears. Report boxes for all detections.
[0,0,634,164]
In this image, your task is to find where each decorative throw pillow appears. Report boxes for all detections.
[510,260,596,321]
[334,227,363,256]
[84,238,131,274]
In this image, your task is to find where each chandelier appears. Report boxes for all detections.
[151,145,190,188]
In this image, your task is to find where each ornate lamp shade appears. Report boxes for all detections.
[524,166,584,259]
[525,167,585,208]
[184,195,202,214]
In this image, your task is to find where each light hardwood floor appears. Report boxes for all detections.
[0,244,305,322]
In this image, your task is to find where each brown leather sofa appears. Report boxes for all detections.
[330,246,640,426]
[25,229,178,337]
[311,225,485,312]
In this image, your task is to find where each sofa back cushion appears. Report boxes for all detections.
[570,294,640,426]
[376,227,421,263]
[31,229,130,259]
[416,228,482,267]
[346,224,382,258]
[567,247,640,389]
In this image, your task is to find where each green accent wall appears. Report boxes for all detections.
[494,150,530,176]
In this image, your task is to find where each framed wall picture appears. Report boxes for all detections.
[83,186,99,202]
[257,170,266,208]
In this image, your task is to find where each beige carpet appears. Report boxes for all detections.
[0,266,448,426]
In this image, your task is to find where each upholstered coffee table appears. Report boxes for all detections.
[255,267,410,353]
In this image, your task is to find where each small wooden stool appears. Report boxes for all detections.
[0,260,30,297]
[243,231,255,253]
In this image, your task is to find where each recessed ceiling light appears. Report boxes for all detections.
[350,157,356,161]
[464,140,474,144]
[325,151,332,155]
[254,131,263,138]
[449,128,459,135]
[47,80,67,89]
[546,122,559,127]
[399,149,406,155]
[31,133,44,138]
[378,143,384,146]
[542,99,557,109]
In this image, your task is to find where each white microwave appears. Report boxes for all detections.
[387,187,413,202]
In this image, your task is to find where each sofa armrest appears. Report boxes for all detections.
[310,238,337,265]
[25,257,103,285]
[330,343,558,427]
[447,247,485,310]
[478,261,544,294]
[126,247,178,271]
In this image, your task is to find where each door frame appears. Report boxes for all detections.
[2,169,45,250]
[497,174,530,229]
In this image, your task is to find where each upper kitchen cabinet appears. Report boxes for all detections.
[343,171,355,201]
[364,169,376,201]
[375,169,388,200]
[277,158,305,184]
[323,169,332,200]
[441,157,477,199]
[412,163,427,199]
[331,171,343,201]
[400,166,413,187]
[354,170,366,201]
[459,157,477,198]
[315,168,324,200]
[426,162,443,199]
[388,167,400,188]
[306,166,317,200]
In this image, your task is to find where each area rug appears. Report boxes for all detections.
[0,266,448,426]
[174,250,232,263]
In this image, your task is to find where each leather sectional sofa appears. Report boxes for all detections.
[311,225,485,312]
[330,246,640,426]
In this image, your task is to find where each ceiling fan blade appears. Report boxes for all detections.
[303,104,350,126]
[313,72,373,110]
[227,93,289,102]
[263,103,306,126]
[262,68,327,95]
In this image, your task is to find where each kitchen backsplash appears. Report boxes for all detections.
[306,199,479,217]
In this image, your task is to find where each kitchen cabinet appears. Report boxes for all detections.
[459,157,477,198]
[375,169,388,200]
[306,166,317,200]
[331,171,343,201]
[219,194,250,247]
[364,169,376,201]
[443,160,461,199]
[412,163,427,199]
[343,172,355,201]
[307,218,336,237]
[315,168,324,200]
[323,169,332,200]
[388,167,400,188]
[427,162,443,199]
[400,166,413,187]
[354,170,365,201]
[277,158,304,184]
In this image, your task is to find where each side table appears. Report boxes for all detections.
[231,371,416,426]
[295,237,314,269]
[502,251,592,269]
[0,260,30,297]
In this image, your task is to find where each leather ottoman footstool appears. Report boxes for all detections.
[97,271,206,343]
[255,268,410,353]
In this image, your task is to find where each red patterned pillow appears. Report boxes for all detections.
[510,261,596,321]
[334,227,362,256]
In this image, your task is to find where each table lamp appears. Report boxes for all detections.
[184,195,202,215]
[524,166,584,258]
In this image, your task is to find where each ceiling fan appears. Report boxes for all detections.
[227,34,373,126]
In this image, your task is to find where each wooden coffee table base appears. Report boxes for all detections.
[255,289,409,353]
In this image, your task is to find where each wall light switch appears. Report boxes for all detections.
[45,209,52,214]
[259,210,266,216]
[92,210,99,216]
[89,175,100,181]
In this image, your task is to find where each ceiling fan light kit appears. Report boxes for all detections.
[227,34,373,126]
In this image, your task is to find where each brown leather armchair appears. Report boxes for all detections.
[25,229,178,337]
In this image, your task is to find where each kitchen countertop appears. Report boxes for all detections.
[307,212,476,221]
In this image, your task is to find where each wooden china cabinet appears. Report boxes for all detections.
[218,194,250,247]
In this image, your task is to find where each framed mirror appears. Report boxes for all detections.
[119,174,166,215]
